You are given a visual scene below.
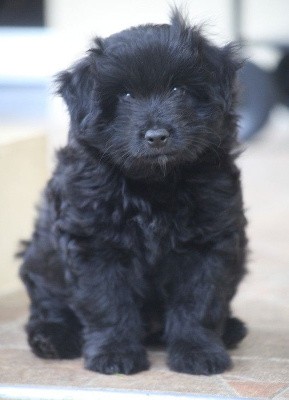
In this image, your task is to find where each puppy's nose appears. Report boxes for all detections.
[145,129,170,148]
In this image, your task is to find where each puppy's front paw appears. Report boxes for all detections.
[168,340,231,375]
[85,347,149,375]
[27,321,82,359]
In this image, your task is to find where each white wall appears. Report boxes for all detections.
[243,0,289,42]
[45,0,234,68]
[46,0,289,53]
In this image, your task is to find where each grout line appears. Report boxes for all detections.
[217,376,239,397]
[223,375,271,384]
[272,385,289,399]
[232,356,289,363]
[224,373,289,385]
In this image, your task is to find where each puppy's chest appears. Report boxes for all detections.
[129,212,170,263]
[124,193,196,265]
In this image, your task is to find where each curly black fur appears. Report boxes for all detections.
[20,10,248,375]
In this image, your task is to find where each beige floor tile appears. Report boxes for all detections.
[223,358,289,383]
[0,324,28,349]
[0,290,29,324]
[230,329,289,360]
[225,380,288,399]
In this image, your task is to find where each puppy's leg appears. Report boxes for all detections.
[164,247,244,375]
[20,242,82,359]
[67,250,149,375]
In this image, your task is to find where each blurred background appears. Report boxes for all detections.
[0,0,289,293]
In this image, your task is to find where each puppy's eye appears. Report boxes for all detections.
[118,92,134,102]
[122,92,134,99]
[172,87,187,95]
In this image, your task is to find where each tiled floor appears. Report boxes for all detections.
[0,120,289,399]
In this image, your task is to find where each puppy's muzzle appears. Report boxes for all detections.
[145,129,170,149]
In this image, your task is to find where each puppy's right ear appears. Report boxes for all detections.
[56,57,97,128]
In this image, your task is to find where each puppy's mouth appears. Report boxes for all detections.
[126,152,177,179]
[143,152,175,161]
[138,153,178,168]
[122,149,187,180]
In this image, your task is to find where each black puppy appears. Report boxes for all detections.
[20,10,248,375]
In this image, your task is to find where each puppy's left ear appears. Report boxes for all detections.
[216,43,243,111]
[170,9,242,111]
[56,57,98,130]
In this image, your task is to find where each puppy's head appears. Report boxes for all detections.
[57,10,241,179]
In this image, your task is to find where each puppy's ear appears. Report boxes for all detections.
[170,9,242,111]
[214,43,243,112]
[197,34,242,111]
[56,57,98,129]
